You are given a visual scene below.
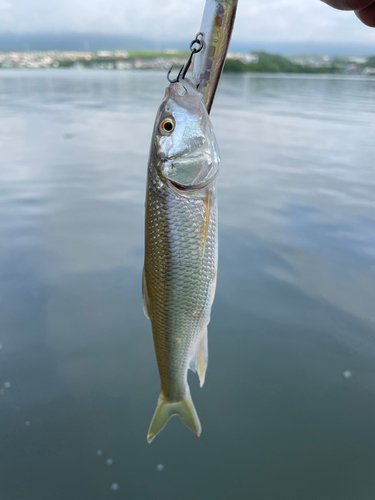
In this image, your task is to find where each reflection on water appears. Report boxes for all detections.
[0,70,375,500]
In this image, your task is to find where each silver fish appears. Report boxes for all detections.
[143,79,220,443]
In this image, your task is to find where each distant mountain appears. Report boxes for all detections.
[0,32,374,57]
[0,33,153,52]
[230,41,375,57]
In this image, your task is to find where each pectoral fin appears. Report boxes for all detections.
[202,188,213,253]
[142,268,151,319]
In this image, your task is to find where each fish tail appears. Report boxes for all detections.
[147,390,202,443]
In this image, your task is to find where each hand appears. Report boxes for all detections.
[321,0,375,27]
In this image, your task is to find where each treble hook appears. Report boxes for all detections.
[167,32,204,84]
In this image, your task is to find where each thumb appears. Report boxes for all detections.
[355,3,375,26]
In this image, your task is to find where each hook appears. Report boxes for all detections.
[166,32,204,84]
[167,64,184,83]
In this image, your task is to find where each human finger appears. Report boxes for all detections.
[355,3,375,26]
[320,0,375,11]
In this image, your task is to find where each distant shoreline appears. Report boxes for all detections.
[1,50,374,75]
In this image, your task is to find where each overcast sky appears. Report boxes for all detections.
[1,0,375,44]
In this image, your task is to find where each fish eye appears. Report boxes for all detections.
[160,118,175,134]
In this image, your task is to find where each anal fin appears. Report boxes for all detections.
[196,329,208,387]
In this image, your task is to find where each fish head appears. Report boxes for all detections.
[152,80,220,189]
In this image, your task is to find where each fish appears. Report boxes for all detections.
[143,78,220,443]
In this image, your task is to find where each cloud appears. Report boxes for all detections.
[1,0,375,43]
[0,0,12,22]
[235,0,375,42]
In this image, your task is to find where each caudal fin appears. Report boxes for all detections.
[147,391,201,443]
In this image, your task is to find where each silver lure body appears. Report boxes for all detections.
[143,80,220,442]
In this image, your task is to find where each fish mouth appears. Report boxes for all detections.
[158,158,219,192]
[167,177,218,192]
[158,167,188,191]
[158,153,179,162]
[169,180,188,191]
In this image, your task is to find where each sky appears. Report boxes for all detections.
[0,0,375,44]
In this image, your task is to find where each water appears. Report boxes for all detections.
[1,70,375,500]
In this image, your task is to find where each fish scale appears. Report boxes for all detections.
[145,180,217,393]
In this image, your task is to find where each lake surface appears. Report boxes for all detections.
[1,69,375,500]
